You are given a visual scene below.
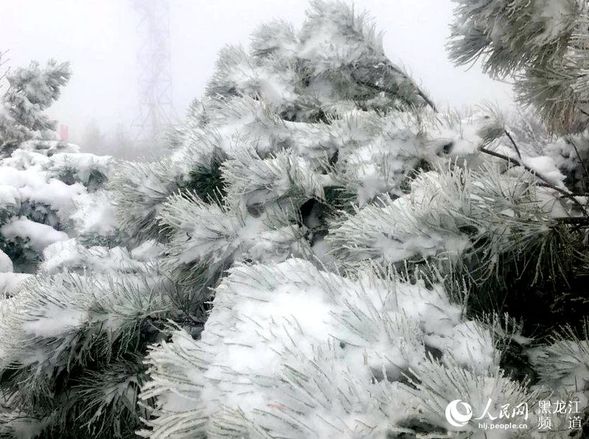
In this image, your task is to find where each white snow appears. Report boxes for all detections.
[45,152,111,185]
[534,0,575,42]
[130,239,165,261]
[69,190,118,237]
[22,302,87,338]
[41,239,151,274]
[522,155,566,187]
[0,250,13,273]
[17,139,79,155]
[443,321,497,374]
[143,259,497,436]
[1,217,68,252]
[41,239,87,273]
[0,273,30,296]
[0,185,19,206]
[0,166,84,218]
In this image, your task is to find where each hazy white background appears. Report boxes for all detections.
[0,0,515,147]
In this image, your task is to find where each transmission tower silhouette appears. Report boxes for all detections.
[131,0,176,144]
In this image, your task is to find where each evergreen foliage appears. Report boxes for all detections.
[1,1,589,438]
[0,59,113,272]
[0,59,71,155]
[449,0,589,148]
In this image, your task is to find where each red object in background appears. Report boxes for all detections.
[58,124,69,142]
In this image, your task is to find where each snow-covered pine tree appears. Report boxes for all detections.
[449,0,589,188]
[0,59,137,437]
[133,1,586,438]
[0,59,114,273]
[2,0,588,438]
[449,0,589,355]
[0,59,71,157]
[110,0,444,295]
[442,0,589,433]
[111,1,520,437]
[449,0,589,131]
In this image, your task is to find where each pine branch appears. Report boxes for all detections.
[504,129,522,159]
[350,70,438,112]
[552,216,589,226]
[478,146,589,216]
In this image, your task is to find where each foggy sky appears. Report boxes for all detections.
[0,0,515,145]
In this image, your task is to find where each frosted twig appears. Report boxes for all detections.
[479,146,589,217]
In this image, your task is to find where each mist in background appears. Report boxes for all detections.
[0,0,515,156]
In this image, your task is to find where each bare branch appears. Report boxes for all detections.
[504,129,522,159]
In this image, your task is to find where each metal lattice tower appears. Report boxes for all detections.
[131,0,175,143]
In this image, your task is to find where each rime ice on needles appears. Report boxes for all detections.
[0,60,70,153]
[3,1,589,438]
[138,1,589,438]
[0,59,114,273]
[141,259,499,438]
[450,0,589,135]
